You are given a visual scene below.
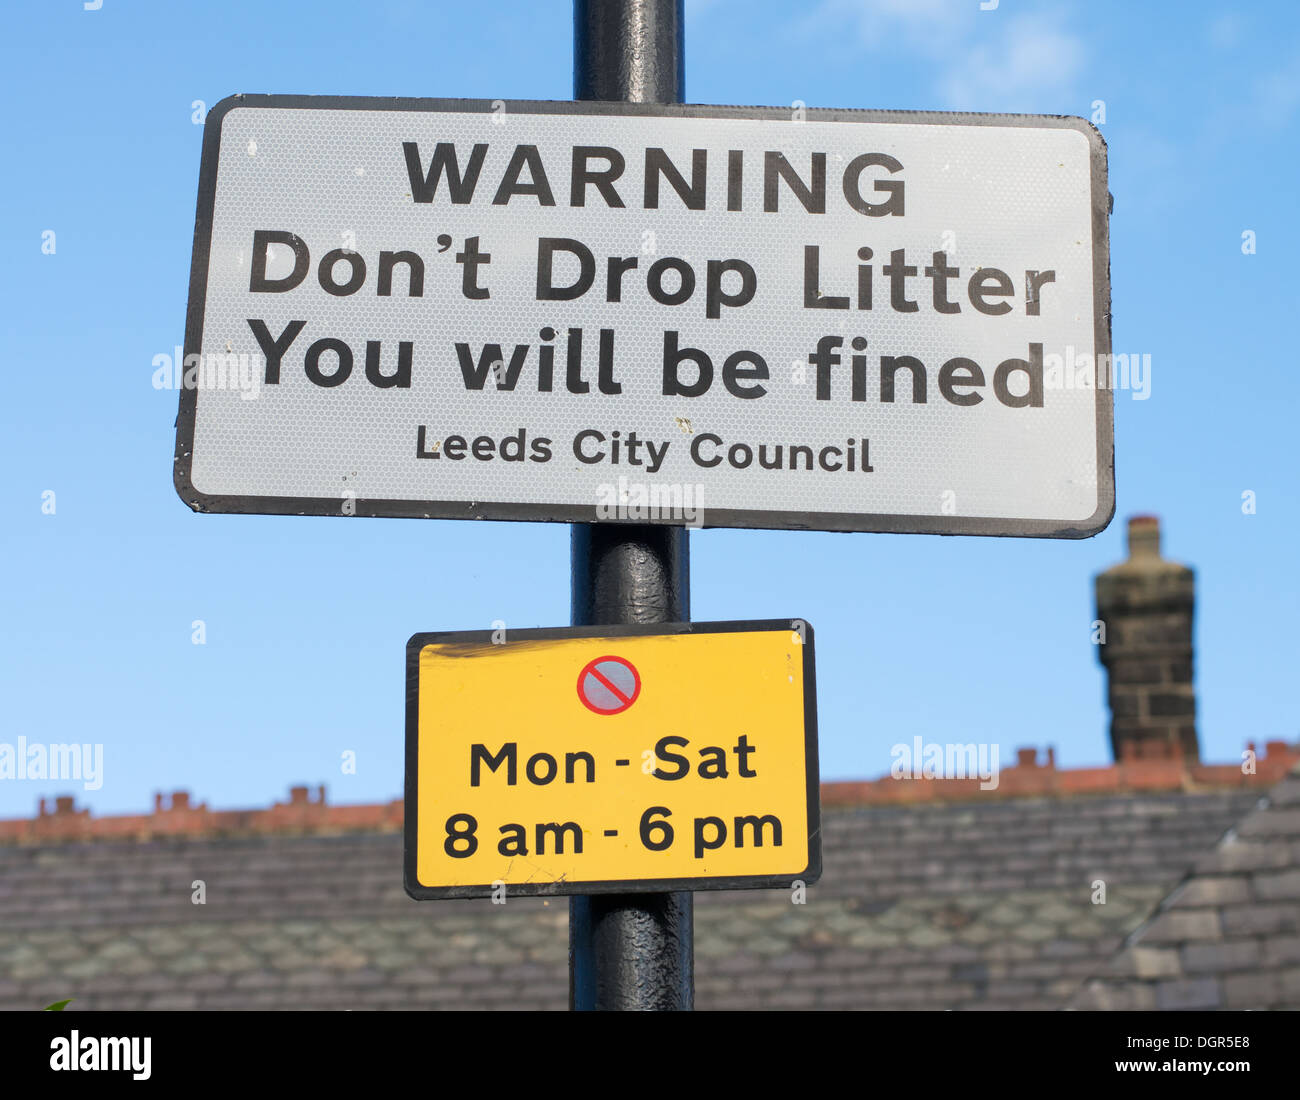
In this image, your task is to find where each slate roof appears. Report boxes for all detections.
[1072,761,1300,1010]
[3,773,1292,1011]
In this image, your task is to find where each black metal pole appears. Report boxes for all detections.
[569,0,693,1012]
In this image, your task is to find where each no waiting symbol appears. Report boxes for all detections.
[577,655,641,715]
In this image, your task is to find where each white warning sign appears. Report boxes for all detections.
[174,96,1112,537]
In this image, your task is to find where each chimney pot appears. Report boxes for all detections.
[1127,515,1161,558]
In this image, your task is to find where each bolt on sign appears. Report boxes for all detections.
[175,95,1112,537]
[404,621,820,897]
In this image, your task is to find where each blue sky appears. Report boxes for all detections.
[1,0,1296,817]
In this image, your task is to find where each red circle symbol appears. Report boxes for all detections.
[577,655,641,715]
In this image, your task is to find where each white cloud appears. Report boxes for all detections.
[1206,13,1245,50]
[943,13,1087,109]
[807,0,973,54]
[804,0,1087,111]
[686,0,727,19]
[1253,53,1300,127]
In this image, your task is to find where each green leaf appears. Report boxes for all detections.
[43,999,73,1012]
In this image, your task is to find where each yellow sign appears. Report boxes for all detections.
[404,620,820,898]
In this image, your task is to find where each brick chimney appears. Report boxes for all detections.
[1095,516,1198,762]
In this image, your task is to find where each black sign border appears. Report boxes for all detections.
[176,95,1113,538]
[403,618,822,899]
